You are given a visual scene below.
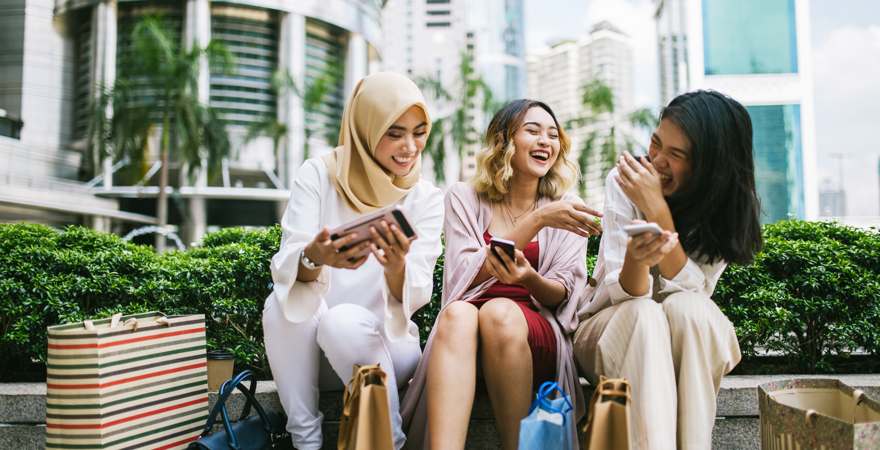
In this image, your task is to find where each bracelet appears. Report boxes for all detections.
[300,251,322,270]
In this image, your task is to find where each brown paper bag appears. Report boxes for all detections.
[583,376,632,450]
[759,378,880,450]
[338,364,394,450]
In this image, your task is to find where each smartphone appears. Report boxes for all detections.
[622,222,663,237]
[489,236,516,260]
[330,206,417,256]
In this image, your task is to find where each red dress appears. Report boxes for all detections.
[468,230,558,388]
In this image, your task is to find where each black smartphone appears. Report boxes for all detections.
[330,206,417,256]
[489,236,516,261]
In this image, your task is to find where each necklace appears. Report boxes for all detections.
[503,196,537,225]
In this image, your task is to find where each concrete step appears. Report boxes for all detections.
[3,375,879,449]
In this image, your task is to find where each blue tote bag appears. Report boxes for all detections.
[518,381,576,450]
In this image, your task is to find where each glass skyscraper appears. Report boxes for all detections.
[656,0,817,222]
[702,0,799,75]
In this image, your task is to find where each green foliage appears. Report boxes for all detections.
[2,220,878,381]
[0,224,276,379]
[715,220,880,372]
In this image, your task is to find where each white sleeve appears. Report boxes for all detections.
[269,160,331,323]
[600,169,655,305]
[657,257,727,297]
[381,186,445,342]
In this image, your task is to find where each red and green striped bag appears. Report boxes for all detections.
[46,312,209,449]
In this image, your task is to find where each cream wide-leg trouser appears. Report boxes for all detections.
[262,298,421,450]
[573,292,741,450]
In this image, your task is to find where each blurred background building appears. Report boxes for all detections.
[0,0,382,244]
[527,21,634,209]
[382,0,526,181]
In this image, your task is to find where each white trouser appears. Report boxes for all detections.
[573,292,741,450]
[263,299,421,450]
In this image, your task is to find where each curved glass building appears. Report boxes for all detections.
[1,0,382,243]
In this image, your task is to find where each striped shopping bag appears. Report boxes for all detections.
[46,312,210,450]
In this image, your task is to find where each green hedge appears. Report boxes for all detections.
[1,220,878,380]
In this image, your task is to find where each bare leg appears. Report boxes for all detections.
[478,298,532,450]
[427,301,479,450]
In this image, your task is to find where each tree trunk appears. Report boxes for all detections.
[155,114,171,252]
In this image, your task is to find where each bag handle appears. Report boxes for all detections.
[596,378,631,404]
[532,381,574,415]
[199,370,275,449]
[342,364,383,418]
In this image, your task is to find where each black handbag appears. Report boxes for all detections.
[188,370,290,450]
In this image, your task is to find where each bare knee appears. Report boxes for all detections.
[478,298,528,345]
[434,301,479,346]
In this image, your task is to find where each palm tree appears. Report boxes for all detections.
[88,16,233,251]
[244,65,341,190]
[243,70,295,187]
[570,79,657,197]
[302,65,342,158]
[417,52,497,183]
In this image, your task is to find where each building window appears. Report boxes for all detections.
[210,5,279,127]
[702,0,798,75]
[748,104,804,222]
[73,12,92,139]
[305,19,346,146]
[115,2,185,122]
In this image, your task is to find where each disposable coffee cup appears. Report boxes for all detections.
[206,350,234,392]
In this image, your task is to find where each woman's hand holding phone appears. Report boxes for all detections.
[304,228,372,270]
[369,220,413,272]
[485,243,535,285]
[624,220,678,268]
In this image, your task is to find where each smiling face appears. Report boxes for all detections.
[648,118,693,196]
[373,106,429,177]
[509,106,561,179]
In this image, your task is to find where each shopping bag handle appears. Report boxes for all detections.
[200,370,275,449]
[532,381,573,415]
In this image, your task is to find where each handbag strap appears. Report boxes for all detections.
[199,370,275,449]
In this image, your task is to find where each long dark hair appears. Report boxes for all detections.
[661,90,763,265]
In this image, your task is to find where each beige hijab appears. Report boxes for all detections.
[322,72,431,213]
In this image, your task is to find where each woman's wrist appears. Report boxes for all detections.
[384,260,406,277]
[642,201,672,227]
[522,209,545,235]
[303,242,323,267]
[521,267,542,290]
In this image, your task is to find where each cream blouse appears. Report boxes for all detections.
[578,168,727,319]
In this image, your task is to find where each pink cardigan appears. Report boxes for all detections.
[400,182,590,449]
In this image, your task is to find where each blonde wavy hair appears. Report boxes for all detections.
[472,99,579,202]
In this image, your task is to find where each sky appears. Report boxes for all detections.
[524,0,880,217]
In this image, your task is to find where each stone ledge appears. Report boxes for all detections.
[9,375,879,423]
[4,375,879,450]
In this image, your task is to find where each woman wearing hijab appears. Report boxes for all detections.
[262,72,444,450]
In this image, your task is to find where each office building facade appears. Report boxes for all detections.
[0,0,381,243]
[656,0,818,222]
[528,21,634,209]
